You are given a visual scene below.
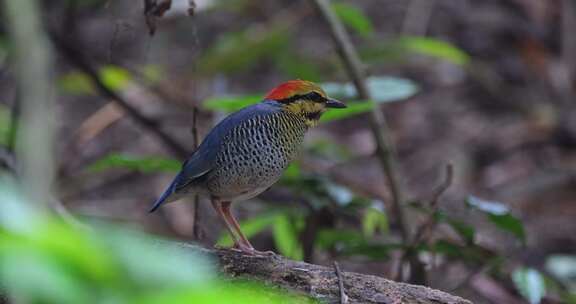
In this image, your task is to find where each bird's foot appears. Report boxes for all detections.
[227,243,277,257]
[250,249,277,257]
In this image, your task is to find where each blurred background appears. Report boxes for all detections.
[1,0,576,303]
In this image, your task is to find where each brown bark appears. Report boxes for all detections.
[188,245,472,304]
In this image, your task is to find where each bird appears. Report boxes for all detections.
[149,80,346,254]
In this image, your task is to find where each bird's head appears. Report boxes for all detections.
[265,80,347,127]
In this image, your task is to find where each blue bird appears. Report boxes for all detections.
[150,80,346,254]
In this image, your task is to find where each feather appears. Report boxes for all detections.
[149,101,282,211]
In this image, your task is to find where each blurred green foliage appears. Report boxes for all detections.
[467,196,526,244]
[58,65,162,96]
[216,212,278,247]
[512,267,546,304]
[331,2,374,38]
[362,36,470,66]
[362,207,389,237]
[0,104,14,147]
[203,94,261,113]
[59,65,132,95]
[398,36,470,65]
[273,213,305,260]
[546,255,576,291]
[87,153,181,173]
[0,176,313,303]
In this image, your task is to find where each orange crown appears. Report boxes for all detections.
[265,80,322,100]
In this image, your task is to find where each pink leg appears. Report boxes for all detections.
[221,201,255,251]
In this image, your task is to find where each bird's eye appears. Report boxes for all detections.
[307,92,325,103]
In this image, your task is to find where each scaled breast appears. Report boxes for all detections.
[207,111,308,199]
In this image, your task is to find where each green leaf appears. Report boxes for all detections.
[362,207,389,237]
[59,71,94,95]
[216,212,278,247]
[545,255,576,291]
[332,2,374,38]
[466,196,525,243]
[282,162,302,180]
[487,213,525,243]
[0,250,92,304]
[100,65,131,91]
[316,228,365,249]
[87,154,180,173]
[202,95,260,113]
[466,196,510,215]
[432,210,475,244]
[342,243,398,259]
[431,240,488,262]
[0,104,13,146]
[320,101,374,123]
[512,267,546,304]
[141,64,163,84]
[320,76,418,122]
[273,214,303,260]
[315,228,399,259]
[59,65,132,95]
[398,36,470,65]
[100,227,214,288]
[322,76,418,104]
[446,219,475,245]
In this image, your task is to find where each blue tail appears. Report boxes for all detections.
[148,178,178,213]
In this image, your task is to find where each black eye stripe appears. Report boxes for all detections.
[306,92,326,103]
[275,91,326,104]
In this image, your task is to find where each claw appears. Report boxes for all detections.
[217,243,276,256]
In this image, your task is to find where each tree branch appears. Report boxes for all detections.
[310,0,410,243]
[50,34,189,159]
[187,245,472,304]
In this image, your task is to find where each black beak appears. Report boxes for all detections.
[325,98,347,108]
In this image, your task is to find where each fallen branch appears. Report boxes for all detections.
[187,245,472,304]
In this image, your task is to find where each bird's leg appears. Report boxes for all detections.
[220,201,255,252]
[210,199,242,249]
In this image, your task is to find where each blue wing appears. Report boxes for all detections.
[149,101,281,212]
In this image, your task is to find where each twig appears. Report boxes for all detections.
[412,163,454,244]
[396,164,453,283]
[186,7,202,240]
[561,0,576,87]
[333,261,349,304]
[190,107,202,240]
[310,0,410,243]
[50,33,189,159]
[187,0,196,16]
[402,0,437,36]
